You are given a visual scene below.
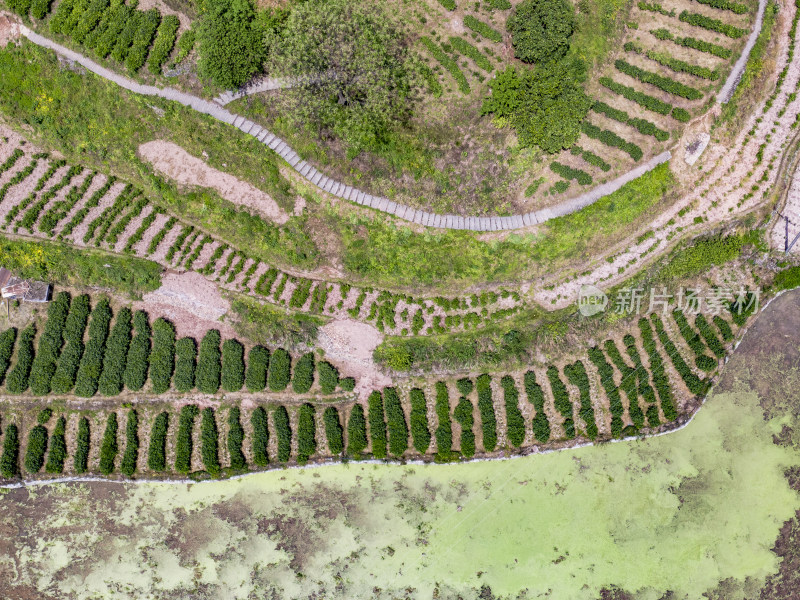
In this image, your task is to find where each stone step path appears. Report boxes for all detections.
[22,27,671,231]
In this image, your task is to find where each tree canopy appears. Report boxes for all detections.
[507,0,576,64]
[482,59,591,153]
[267,0,417,156]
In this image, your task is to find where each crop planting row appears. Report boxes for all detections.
[0,292,355,397]
[581,122,644,161]
[649,28,733,59]
[591,100,670,141]
[624,42,720,81]
[615,59,704,100]
[599,77,691,122]
[420,37,470,94]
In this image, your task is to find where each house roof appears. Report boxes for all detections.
[0,268,52,303]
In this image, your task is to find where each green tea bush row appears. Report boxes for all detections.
[147,411,168,471]
[729,291,758,326]
[454,396,475,458]
[550,161,593,185]
[615,59,703,100]
[456,378,473,396]
[120,410,139,476]
[637,1,674,15]
[650,28,732,59]
[98,412,118,475]
[292,352,315,393]
[110,10,142,63]
[147,216,176,254]
[123,311,151,391]
[384,387,409,457]
[572,146,611,171]
[30,0,53,19]
[419,63,443,97]
[323,407,344,455]
[82,0,117,48]
[6,323,36,394]
[61,0,91,37]
[254,267,279,295]
[251,406,269,466]
[0,423,20,478]
[49,0,77,35]
[173,337,196,392]
[29,292,71,395]
[449,37,493,72]
[713,315,734,341]
[476,374,498,451]
[200,408,220,474]
[124,208,162,253]
[148,14,179,75]
[347,404,368,458]
[0,148,23,175]
[671,309,716,372]
[173,28,195,64]
[150,318,176,394]
[58,176,115,241]
[549,363,581,437]
[73,298,112,397]
[40,171,97,236]
[0,158,39,206]
[604,339,644,429]
[487,0,512,8]
[500,376,525,447]
[678,10,746,38]
[196,330,222,394]
[83,186,136,245]
[273,406,292,463]
[175,404,198,473]
[44,416,67,474]
[634,324,678,421]
[92,2,132,57]
[245,346,269,392]
[523,371,550,443]
[463,15,503,42]
[367,391,387,459]
[297,403,317,464]
[318,361,340,394]
[420,36,470,94]
[164,225,193,263]
[592,100,670,141]
[625,42,719,80]
[6,160,67,229]
[309,283,329,313]
[409,388,431,454]
[226,407,246,470]
[24,423,48,473]
[434,382,453,460]
[98,307,132,395]
[696,0,748,12]
[586,349,625,437]
[73,417,90,473]
[650,314,708,395]
[563,361,599,439]
[267,348,291,391]
[436,0,456,9]
[220,339,244,392]
[0,328,17,386]
[104,197,148,246]
[581,122,643,161]
[289,278,313,309]
[71,0,108,44]
[17,165,81,232]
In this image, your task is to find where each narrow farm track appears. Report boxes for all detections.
[19,27,674,232]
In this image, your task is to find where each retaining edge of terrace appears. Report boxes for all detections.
[21,27,675,231]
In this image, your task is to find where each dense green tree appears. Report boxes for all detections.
[245,345,269,392]
[0,423,20,478]
[323,406,344,455]
[273,405,292,463]
[147,412,169,471]
[120,409,140,477]
[292,352,315,393]
[267,0,417,155]
[200,408,221,474]
[124,310,151,391]
[196,330,222,394]
[507,0,575,63]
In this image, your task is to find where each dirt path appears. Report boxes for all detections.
[138,140,289,225]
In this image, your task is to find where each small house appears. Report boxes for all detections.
[0,267,52,303]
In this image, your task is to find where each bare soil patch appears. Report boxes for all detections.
[138,140,289,225]
[0,12,21,48]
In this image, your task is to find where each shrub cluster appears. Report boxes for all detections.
[604,340,644,429]
[40,171,97,236]
[6,323,36,394]
[268,348,291,391]
[654,314,709,396]
[550,161,593,185]
[586,349,624,437]
[323,407,344,455]
[120,410,139,477]
[24,423,49,473]
[273,406,292,463]
[695,0,747,12]
[433,382,453,460]
[123,311,151,391]
[476,374,498,451]
[449,37,493,72]
[523,371,550,443]
[245,346,269,392]
[615,59,703,100]
[73,417,91,473]
[74,299,112,397]
[292,352,315,394]
[436,0,456,9]
[0,159,38,206]
[201,408,220,475]
[592,100,670,141]
[289,279,313,309]
[572,146,611,171]
[223,407,246,470]
[409,388,431,454]
[297,403,317,464]
[44,416,68,474]
[251,406,270,466]
[0,328,16,387]
[367,391,387,459]
[563,361,598,439]
[671,309,716,372]
[150,318,176,394]
[147,412,169,471]
[196,330,222,394]
[384,388,409,457]
[463,15,503,42]
[347,404,368,458]
[637,1,674,16]
[173,337,197,392]
[99,412,119,475]
[713,315,734,341]
[453,396,475,457]
[695,314,726,359]
[148,14,180,75]
[546,365,578,438]
[29,292,71,395]
[420,36,470,94]
[581,122,643,161]
[98,308,132,396]
[636,321,678,421]
[729,291,758,326]
[650,28,732,59]
[679,10,747,38]
[0,423,20,478]
[220,339,245,392]
[175,404,198,473]
[624,42,719,80]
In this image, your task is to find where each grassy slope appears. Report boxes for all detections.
[1,350,795,598]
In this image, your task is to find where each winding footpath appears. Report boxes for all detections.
[20,26,673,232]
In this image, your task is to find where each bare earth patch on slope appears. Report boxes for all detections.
[138,140,289,224]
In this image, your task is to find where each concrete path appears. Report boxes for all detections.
[21,27,671,231]
[717,0,768,104]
